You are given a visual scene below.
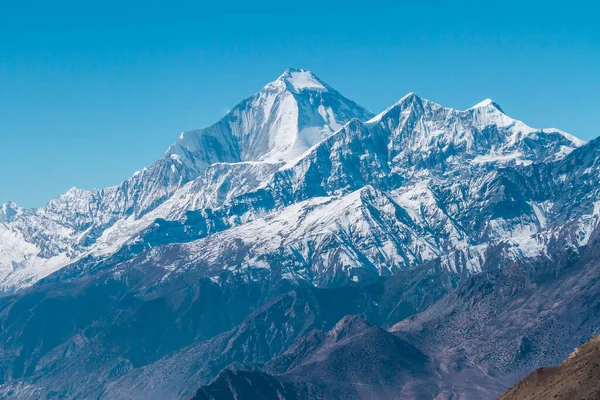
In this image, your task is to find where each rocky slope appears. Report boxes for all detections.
[187,233,600,400]
[497,334,600,400]
[190,316,437,400]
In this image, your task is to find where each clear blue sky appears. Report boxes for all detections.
[1,0,599,208]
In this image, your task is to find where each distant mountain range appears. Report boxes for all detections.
[0,69,598,399]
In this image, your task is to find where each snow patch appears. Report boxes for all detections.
[555,145,575,159]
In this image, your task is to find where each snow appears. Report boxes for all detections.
[167,186,441,280]
[555,145,575,159]
[573,213,599,248]
[366,92,418,124]
[507,235,548,259]
[549,128,587,147]
[0,202,25,223]
[282,69,327,92]
[393,181,435,222]
[557,174,567,183]
[0,70,590,293]
[471,151,524,165]
[486,218,539,241]
[258,92,301,161]
[530,202,547,229]
[469,98,495,109]
[439,244,487,273]
[0,224,76,292]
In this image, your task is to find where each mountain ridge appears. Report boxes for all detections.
[0,69,597,400]
[0,69,374,293]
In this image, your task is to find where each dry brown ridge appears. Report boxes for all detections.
[498,335,600,400]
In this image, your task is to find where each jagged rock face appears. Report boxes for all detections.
[0,69,599,400]
[86,139,598,289]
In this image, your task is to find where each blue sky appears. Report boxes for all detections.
[1,0,599,208]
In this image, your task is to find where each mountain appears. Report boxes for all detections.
[187,236,600,400]
[0,69,597,399]
[1,78,585,295]
[86,93,589,287]
[498,334,600,400]
[185,221,600,399]
[391,224,600,393]
[0,68,373,294]
[80,266,457,399]
[0,202,27,224]
[190,316,436,400]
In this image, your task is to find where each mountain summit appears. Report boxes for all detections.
[276,68,331,93]
[0,201,25,223]
[167,68,373,167]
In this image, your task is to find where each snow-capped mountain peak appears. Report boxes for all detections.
[0,201,25,223]
[367,92,421,124]
[275,68,330,93]
[166,68,373,165]
[469,98,504,112]
[362,92,585,171]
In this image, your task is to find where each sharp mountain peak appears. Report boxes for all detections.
[268,67,332,94]
[470,97,505,113]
